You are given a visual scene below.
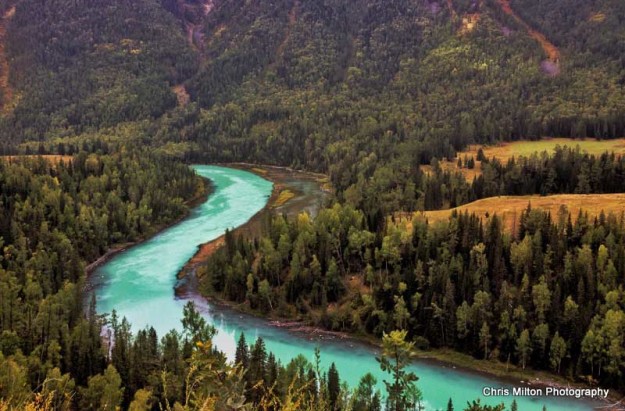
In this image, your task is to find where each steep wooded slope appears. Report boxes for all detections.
[0,0,624,171]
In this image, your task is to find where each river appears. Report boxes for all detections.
[93,165,596,411]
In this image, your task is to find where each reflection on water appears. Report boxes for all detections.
[93,165,595,411]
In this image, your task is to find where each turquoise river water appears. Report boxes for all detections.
[93,165,597,411]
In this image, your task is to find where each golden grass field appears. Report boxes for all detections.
[405,194,625,232]
[421,138,625,181]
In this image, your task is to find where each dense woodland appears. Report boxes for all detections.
[202,201,625,392]
[2,0,625,163]
[0,0,195,144]
[0,0,624,409]
[200,147,625,395]
[0,152,200,366]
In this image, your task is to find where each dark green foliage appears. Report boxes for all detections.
[353,373,382,411]
[378,330,421,411]
[0,0,624,407]
[202,198,625,391]
[2,0,625,183]
[178,0,625,180]
[2,0,196,144]
[0,150,203,408]
[381,146,625,213]
[235,333,249,369]
[464,400,506,411]
[327,362,340,410]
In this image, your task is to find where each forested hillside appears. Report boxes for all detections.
[0,0,624,409]
[0,0,195,145]
[2,0,624,164]
[202,198,625,392]
[1,0,623,218]
[180,0,625,172]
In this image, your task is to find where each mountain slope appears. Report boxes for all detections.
[0,0,196,145]
[0,0,624,172]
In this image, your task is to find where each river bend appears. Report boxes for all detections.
[94,165,594,411]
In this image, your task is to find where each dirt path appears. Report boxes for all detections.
[0,6,16,112]
[496,0,560,64]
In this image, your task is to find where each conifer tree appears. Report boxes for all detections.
[327,362,340,410]
[235,333,249,370]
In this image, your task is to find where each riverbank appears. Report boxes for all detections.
[188,286,622,411]
[176,163,330,281]
[85,174,211,287]
[179,285,615,407]
[174,167,619,406]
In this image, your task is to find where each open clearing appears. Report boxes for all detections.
[422,138,625,181]
[469,138,625,161]
[406,194,625,233]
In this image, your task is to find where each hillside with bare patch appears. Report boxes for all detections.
[496,0,560,64]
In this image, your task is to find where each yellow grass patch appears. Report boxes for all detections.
[172,85,190,106]
[251,167,268,175]
[347,275,371,294]
[95,43,116,52]
[273,189,296,207]
[214,25,227,37]
[405,194,625,233]
[317,176,333,192]
[469,138,625,161]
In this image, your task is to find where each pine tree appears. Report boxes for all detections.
[266,353,278,388]
[467,157,475,169]
[249,337,267,402]
[479,322,491,359]
[235,333,249,370]
[476,148,486,162]
[549,332,567,374]
[327,362,340,410]
[516,329,532,370]
[353,373,380,411]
